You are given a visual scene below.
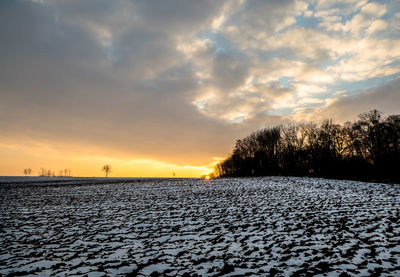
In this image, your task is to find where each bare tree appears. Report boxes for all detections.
[215,109,400,183]
[23,168,32,176]
[39,168,46,177]
[102,165,111,177]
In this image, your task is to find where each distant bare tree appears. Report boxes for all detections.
[23,168,32,176]
[39,168,46,177]
[38,168,56,177]
[102,165,111,177]
[60,168,72,177]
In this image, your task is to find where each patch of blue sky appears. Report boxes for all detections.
[387,60,400,68]
[380,0,399,18]
[341,11,358,24]
[381,12,393,21]
[294,15,319,29]
[278,76,294,89]
[267,108,292,117]
[329,73,400,96]
[306,3,315,13]
[329,2,360,20]
[197,31,236,55]
[381,5,400,36]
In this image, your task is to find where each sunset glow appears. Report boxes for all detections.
[1,0,399,177]
[0,142,215,177]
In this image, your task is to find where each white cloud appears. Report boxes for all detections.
[295,84,327,97]
[361,2,387,17]
[327,38,400,81]
[366,19,388,35]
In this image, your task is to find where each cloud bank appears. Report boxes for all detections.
[0,0,399,175]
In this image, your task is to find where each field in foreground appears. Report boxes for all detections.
[1,177,400,276]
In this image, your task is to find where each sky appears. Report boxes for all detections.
[1,0,400,177]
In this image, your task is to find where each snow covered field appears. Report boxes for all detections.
[1,177,400,276]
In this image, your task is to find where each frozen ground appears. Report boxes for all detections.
[1,177,400,276]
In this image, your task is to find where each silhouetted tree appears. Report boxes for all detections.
[39,168,46,177]
[23,168,32,176]
[67,169,71,177]
[63,168,73,177]
[215,110,400,183]
[102,165,111,177]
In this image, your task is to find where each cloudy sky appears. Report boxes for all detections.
[1,0,399,177]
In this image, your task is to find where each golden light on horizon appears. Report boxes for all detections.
[0,142,214,178]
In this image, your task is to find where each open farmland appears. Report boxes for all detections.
[1,177,400,276]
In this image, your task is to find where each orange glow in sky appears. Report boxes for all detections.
[0,141,219,177]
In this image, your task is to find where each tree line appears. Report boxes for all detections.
[35,168,73,177]
[23,165,112,177]
[215,110,400,183]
